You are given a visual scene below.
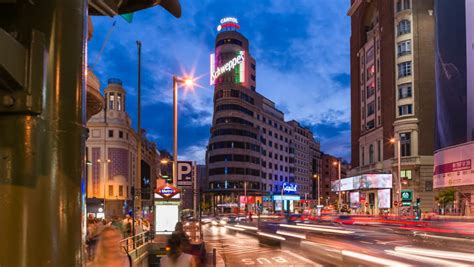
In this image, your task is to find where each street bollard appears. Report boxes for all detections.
[213,248,217,266]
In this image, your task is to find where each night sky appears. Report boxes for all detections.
[88,0,351,164]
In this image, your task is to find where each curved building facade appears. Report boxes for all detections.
[206,23,320,214]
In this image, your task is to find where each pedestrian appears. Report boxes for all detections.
[173,222,191,253]
[160,233,196,267]
[88,226,131,267]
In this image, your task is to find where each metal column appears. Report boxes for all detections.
[0,0,87,266]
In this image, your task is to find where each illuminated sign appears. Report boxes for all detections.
[401,190,413,202]
[210,51,245,85]
[331,174,393,192]
[217,17,240,32]
[282,183,297,193]
[155,184,180,200]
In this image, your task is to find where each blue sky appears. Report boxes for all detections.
[88,0,351,163]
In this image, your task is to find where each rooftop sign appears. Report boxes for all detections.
[217,17,240,32]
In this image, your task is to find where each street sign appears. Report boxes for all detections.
[155,184,180,200]
[365,202,369,208]
[177,161,193,186]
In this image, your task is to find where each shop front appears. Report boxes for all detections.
[332,174,393,215]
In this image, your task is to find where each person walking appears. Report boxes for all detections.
[160,233,196,267]
[88,226,132,267]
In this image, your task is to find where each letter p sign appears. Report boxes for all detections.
[177,161,193,186]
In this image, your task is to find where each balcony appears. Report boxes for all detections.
[86,69,104,120]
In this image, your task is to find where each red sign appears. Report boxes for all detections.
[365,202,369,208]
[434,159,471,175]
[240,196,255,204]
[394,201,399,207]
[155,184,180,200]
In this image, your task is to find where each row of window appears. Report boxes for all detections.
[261,128,289,143]
[209,181,261,190]
[211,128,257,139]
[216,104,254,117]
[108,129,127,139]
[256,114,291,135]
[208,154,260,164]
[209,167,260,177]
[361,132,411,166]
[215,117,254,127]
[215,89,255,105]
[106,92,124,111]
[208,141,260,152]
[396,0,411,13]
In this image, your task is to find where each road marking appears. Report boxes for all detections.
[341,250,412,267]
[281,250,323,266]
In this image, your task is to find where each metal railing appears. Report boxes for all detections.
[120,231,153,254]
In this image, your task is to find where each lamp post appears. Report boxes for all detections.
[172,76,194,187]
[97,158,111,217]
[333,160,341,213]
[390,137,402,216]
[313,174,320,207]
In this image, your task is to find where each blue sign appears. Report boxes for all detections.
[282,183,297,194]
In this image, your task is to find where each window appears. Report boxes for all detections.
[366,83,375,98]
[398,61,412,78]
[397,40,411,56]
[396,0,410,12]
[108,130,113,138]
[119,131,123,138]
[108,185,113,196]
[367,120,375,130]
[398,83,412,99]
[397,20,411,36]
[367,101,375,116]
[216,104,253,116]
[117,93,122,111]
[377,140,381,162]
[251,63,256,70]
[367,65,375,80]
[400,170,412,180]
[369,144,374,164]
[119,185,123,196]
[398,104,413,116]
[361,146,365,166]
[216,117,254,127]
[108,93,115,110]
[400,132,411,156]
[251,75,256,81]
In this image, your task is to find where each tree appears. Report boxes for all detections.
[435,188,456,212]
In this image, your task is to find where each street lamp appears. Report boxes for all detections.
[333,160,341,213]
[313,174,320,207]
[390,137,402,216]
[97,158,111,217]
[172,75,194,187]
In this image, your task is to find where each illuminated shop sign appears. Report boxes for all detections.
[282,183,297,193]
[210,51,245,85]
[217,17,240,31]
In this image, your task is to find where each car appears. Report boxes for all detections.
[211,216,228,226]
[334,215,355,225]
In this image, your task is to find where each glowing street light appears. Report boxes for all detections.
[333,160,341,213]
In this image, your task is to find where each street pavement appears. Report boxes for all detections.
[202,219,474,266]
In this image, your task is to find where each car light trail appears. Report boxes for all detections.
[235,224,258,230]
[394,246,474,262]
[279,224,354,234]
[276,230,306,239]
[225,225,245,231]
[385,250,471,266]
[296,223,344,229]
[341,250,412,267]
[257,231,286,240]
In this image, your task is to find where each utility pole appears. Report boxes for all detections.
[133,40,142,243]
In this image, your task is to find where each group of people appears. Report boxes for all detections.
[86,214,151,265]
[86,214,196,266]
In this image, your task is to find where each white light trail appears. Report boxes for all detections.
[296,223,343,229]
[394,246,474,262]
[235,224,258,230]
[341,250,412,267]
[257,231,286,241]
[385,250,471,266]
[279,224,354,234]
[276,230,306,239]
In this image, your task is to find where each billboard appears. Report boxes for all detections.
[331,174,392,192]
[350,192,360,208]
[377,189,391,209]
[434,0,474,187]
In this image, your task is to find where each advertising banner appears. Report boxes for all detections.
[434,142,474,188]
[331,174,392,192]
[350,192,360,208]
[377,189,391,209]
[434,0,474,185]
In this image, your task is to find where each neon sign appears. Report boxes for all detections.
[210,51,245,85]
[217,17,240,32]
[282,183,297,193]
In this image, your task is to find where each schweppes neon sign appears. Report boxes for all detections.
[210,51,245,85]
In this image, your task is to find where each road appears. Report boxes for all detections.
[202,219,474,266]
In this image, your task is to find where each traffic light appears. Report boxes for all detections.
[416,197,421,207]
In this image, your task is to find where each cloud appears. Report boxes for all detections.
[179,139,208,164]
